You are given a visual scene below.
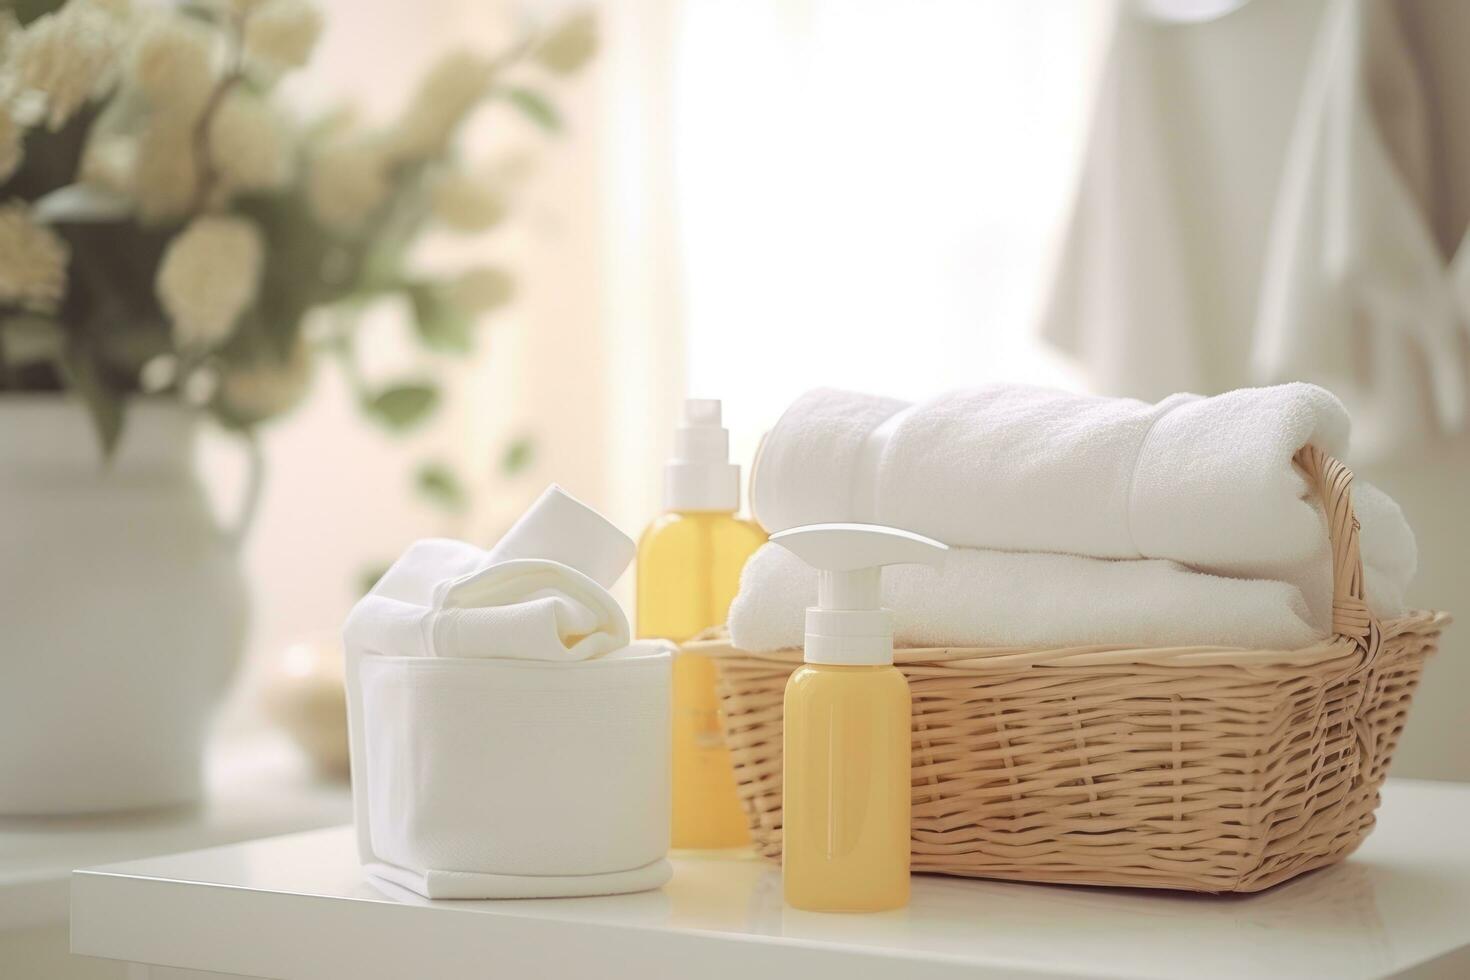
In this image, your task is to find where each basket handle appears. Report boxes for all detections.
[1296,446,1377,647]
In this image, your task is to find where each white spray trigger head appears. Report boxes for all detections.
[770,523,947,665]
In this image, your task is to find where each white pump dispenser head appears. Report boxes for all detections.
[769,523,948,666]
[664,398,741,512]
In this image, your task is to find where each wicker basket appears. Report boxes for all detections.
[688,447,1448,893]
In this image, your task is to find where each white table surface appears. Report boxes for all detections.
[0,733,351,934]
[71,779,1470,980]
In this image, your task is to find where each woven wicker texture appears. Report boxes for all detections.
[688,448,1448,893]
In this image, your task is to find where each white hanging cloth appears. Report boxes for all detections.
[1254,0,1470,457]
[1043,0,1470,459]
[1041,0,1326,402]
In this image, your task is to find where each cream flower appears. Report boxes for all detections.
[208,89,291,192]
[306,135,388,234]
[78,129,136,192]
[83,0,132,17]
[533,9,597,75]
[0,202,70,312]
[387,50,494,162]
[138,352,179,393]
[6,2,124,131]
[217,340,313,423]
[447,266,514,313]
[0,10,21,56]
[180,364,219,406]
[156,215,264,352]
[242,0,322,72]
[133,113,199,222]
[127,14,216,121]
[0,108,22,184]
[430,169,507,232]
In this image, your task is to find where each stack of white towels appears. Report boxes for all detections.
[728,383,1416,652]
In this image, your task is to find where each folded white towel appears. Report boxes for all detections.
[489,483,637,589]
[346,542,631,662]
[750,384,1416,628]
[733,543,1332,652]
[344,484,637,663]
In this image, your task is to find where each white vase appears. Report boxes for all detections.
[0,396,253,814]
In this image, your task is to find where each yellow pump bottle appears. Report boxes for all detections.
[637,400,765,849]
[772,523,948,912]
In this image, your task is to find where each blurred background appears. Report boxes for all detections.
[3,1,1469,964]
[5,0,1469,972]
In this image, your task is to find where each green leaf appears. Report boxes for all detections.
[407,283,473,354]
[415,460,467,511]
[365,383,439,431]
[533,10,598,75]
[502,87,561,133]
[501,437,534,475]
[358,563,392,596]
[58,340,124,458]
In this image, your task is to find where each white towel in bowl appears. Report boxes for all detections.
[344,483,638,663]
[729,541,1396,653]
[345,541,630,663]
[750,383,1416,629]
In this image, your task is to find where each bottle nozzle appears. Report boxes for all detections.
[683,398,722,427]
[770,523,947,665]
[665,397,740,512]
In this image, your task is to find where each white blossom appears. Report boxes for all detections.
[0,108,22,183]
[242,0,322,72]
[306,135,388,234]
[386,50,494,161]
[448,266,513,313]
[126,14,216,121]
[78,129,136,193]
[430,169,507,232]
[133,113,199,222]
[0,202,70,312]
[156,215,264,352]
[180,364,220,406]
[533,10,596,76]
[5,2,124,131]
[217,341,312,422]
[209,89,291,192]
[139,352,179,393]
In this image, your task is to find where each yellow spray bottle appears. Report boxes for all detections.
[637,399,765,849]
[772,523,947,912]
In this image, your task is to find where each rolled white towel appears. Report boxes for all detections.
[343,483,637,663]
[729,541,1383,653]
[750,383,1416,625]
[345,539,631,662]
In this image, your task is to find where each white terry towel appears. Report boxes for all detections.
[751,384,1416,630]
[344,484,636,662]
[344,539,631,662]
[729,543,1329,652]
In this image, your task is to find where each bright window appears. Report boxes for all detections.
[674,0,1107,462]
